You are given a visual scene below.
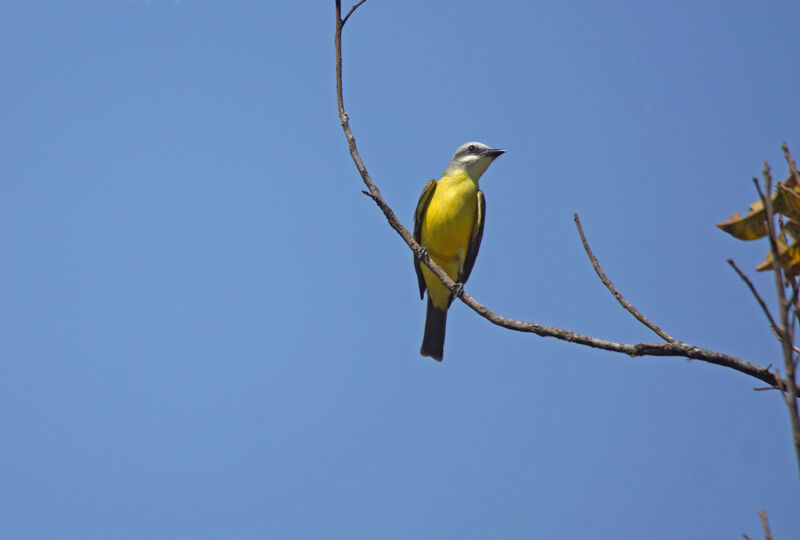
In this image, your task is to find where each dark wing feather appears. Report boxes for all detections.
[458,189,485,285]
[413,179,438,299]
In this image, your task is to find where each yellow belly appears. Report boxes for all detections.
[420,171,478,309]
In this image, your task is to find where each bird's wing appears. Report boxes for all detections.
[459,189,485,285]
[413,178,438,299]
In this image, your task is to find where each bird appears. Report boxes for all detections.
[413,141,505,361]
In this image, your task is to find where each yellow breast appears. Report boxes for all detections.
[420,170,478,264]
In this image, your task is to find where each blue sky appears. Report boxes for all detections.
[2,1,800,538]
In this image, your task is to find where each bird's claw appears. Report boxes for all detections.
[452,283,464,298]
[416,247,428,261]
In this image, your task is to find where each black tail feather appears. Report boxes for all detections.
[420,297,447,361]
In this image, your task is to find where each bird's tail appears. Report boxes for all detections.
[420,297,447,361]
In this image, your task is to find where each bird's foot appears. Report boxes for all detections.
[451,282,464,298]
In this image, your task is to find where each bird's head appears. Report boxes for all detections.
[445,141,505,180]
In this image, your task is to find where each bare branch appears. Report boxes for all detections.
[333,0,796,398]
[574,214,676,343]
[727,258,781,338]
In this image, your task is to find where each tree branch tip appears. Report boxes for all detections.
[341,0,367,26]
[758,509,772,540]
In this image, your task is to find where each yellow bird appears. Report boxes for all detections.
[413,142,505,361]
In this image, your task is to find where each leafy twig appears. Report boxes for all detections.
[755,167,800,477]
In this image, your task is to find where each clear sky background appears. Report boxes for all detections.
[2,1,800,538]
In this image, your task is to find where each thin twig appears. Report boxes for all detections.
[333,0,795,395]
[727,258,781,338]
[789,280,799,344]
[759,509,772,540]
[575,214,675,343]
[341,0,366,26]
[783,141,799,184]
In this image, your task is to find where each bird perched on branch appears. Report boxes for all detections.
[413,142,505,361]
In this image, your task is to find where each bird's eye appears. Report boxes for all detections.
[468,145,476,152]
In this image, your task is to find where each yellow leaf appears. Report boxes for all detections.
[756,236,800,272]
[716,207,767,241]
[784,220,800,241]
[717,180,800,241]
[776,184,800,222]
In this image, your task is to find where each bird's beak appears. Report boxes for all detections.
[482,148,506,159]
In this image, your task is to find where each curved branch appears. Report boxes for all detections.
[574,214,676,343]
[333,1,793,395]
